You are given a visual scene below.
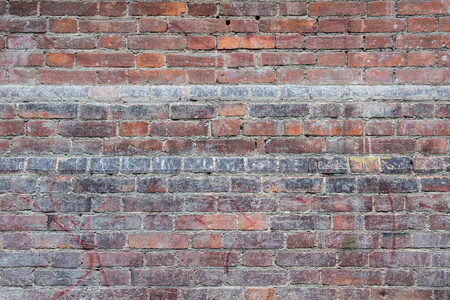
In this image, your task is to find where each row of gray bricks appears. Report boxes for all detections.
[2,156,449,174]
[0,85,449,101]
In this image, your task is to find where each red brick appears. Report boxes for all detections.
[99,69,127,84]
[348,52,405,67]
[439,17,450,31]
[26,120,55,137]
[212,120,240,136]
[149,121,207,137]
[100,1,126,17]
[318,52,346,66]
[358,138,416,154]
[218,103,245,117]
[287,233,316,248]
[310,2,365,16]
[227,53,254,67]
[80,20,136,33]
[187,36,214,50]
[58,121,116,137]
[436,104,450,117]
[323,270,382,286]
[41,1,97,16]
[7,36,35,49]
[0,120,24,136]
[305,120,363,136]
[179,251,237,267]
[276,35,304,48]
[10,0,38,15]
[307,69,362,84]
[277,69,305,84]
[221,2,277,16]
[230,19,257,33]
[280,2,306,15]
[306,36,363,49]
[129,2,185,16]
[398,1,447,15]
[245,288,275,300]
[49,18,77,33]
[418,138,447,155]
[188,3,216,16]
[260,52,315,66]
[46,53,74,67]
[398,120,450,136]
[119,122,148,137]
[366,121,395,136]
[37,36,96,49]
[217,70,274,83]
[11,138,70,154]
[409,17,436,32]
[259,19,316,33]
[170,19,226,33]
[188,69,215,84]
[129,70,186,85]
[192,233,221,249]
[368,1,395,16]
[128,36,185,50]
[136,53,164,68]
[98,35,124,50]
[165,139,193,155]
[140,19,167,32]
[218,35,275,49]
[167,54,223,67]
[408,51,435,66]
[176,214,236,230]
[77,53,134,67]
[0,53,42,66]
[39,70,96,84]
[349,19,406,32]
[439,51,450,66]
[366,35,393,49]
[396,34,447,49]
[0,18,46,33]
[365,69,394,84]
[129,234,188,249]
[396,69,450,84]
[319,19,348,33]
[265,139,323,154]
[8,69,36,84]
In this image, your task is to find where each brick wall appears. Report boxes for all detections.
[0,1,449,299]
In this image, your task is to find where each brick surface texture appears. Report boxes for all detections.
[0,1,449,299]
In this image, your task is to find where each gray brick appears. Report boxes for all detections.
[190,86,219,100]
[318,157,348,174]
[57,158,88,174]
[0,85,28,98]
[343,86,371,100]
[111,104,168,120]
[122,157,151,173]
[1,269,33,286]
[282,85,309,100]
[372,85,402,100]
[0,177,36,193]
[35,269,98,286]
[311,86,341,100]
[436,86,450,100]
[250,103,309,117]
[62,86,90,99]
[90,158,120,174]
[152,86,181,100]
[327,177,356,193]
[27,158,55,172]
[402,85,434,101]
[121,86,150,99]
[280,158,309,173]
[251,85,278,99]
[216,158,244,172]
[29,86,60,99]
[153,157,182,173]
[79,104,108,120]
[248,158,277,172]
[221,86,249,100]
[184,158,214,173]
[380,157,412,174]
[0,158,25,172]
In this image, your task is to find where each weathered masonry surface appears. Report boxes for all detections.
[0,1,449,300]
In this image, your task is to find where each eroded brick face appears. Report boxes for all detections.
[0,1,449,299]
